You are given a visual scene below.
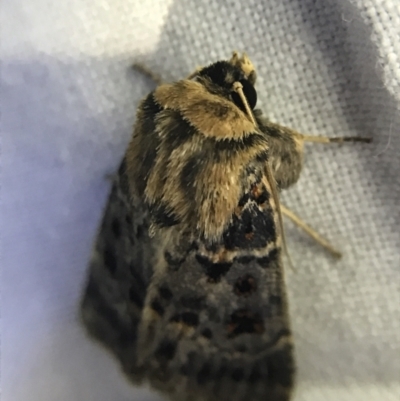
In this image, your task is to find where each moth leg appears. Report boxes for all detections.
[132,63,163,85]
[186,66,202,79]
[132,64,202,85]
[297,134,372,144]
[280,204,342,258]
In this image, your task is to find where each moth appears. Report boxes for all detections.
[80,52,370,401]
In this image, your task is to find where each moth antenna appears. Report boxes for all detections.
[233,81,293,270]
[232,81,257,125]
[265,161,295,271]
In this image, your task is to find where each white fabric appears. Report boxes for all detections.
[2,1,399,400]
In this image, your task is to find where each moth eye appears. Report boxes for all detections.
[231,79,257,111]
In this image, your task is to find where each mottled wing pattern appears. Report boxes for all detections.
[80,160,159,381]
[81,56,297,401]
[136,166,295,401]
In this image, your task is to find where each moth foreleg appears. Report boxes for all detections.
[297,134,372,144]
[281,204,342,258]
[132,64,201,85]
[132,63,164,86]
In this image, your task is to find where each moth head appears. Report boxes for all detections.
[229,51,257,85]
[196,58,257,114]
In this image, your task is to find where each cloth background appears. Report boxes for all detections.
[2,0,399,400]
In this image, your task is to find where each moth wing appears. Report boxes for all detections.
[135,172,295,401]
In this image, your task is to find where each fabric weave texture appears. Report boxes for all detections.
[1,0,399,400]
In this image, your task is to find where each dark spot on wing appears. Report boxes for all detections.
[269,294,282,306]
[150,202,179,228]
[179,295,205,310]
[170,312,199,327]
[231,367,245,382]
[196,362,212,385]
[117,159,130,195]
[103,247,117,275]
[195,254,232,282]
[155,339,177,360]
[125,214,132,226]
[223,205,276,250]
[235,255,255,264]
[263,345,295,388]
[248,363,262,383]
[201,328,213,339]
[136,224,144,238]
[128,286,144,308]
[214,364,228,379]
[227,309,264,337]
[164,251,185,269]
[234,274,257,297]
[257,248,280,268]
[150,299,164,316]
[111,218,121,238]
[158,286,173,301]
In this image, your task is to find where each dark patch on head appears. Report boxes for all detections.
[158,286,173,301]
[111,218,121,238]
[196,362,212,385]
[231,78,257,110]
[129,286,144,308]
[195,254,232,282]
[226,309,264,337]
[149,202,179,228]
[257,248,280,268]
[234,274,257,297]
[155,339,177,360]
[223,204,276,250]
[150,299,164,316]
[179,295,205,310]
[199,61,257,106]
[201,328,213,339]
[103,246,117,275]
[199,61,242,89]
[231,367,245,382]
[170,312,199,327]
